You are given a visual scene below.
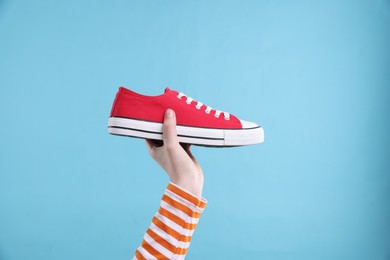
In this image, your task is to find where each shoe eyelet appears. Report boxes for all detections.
[196,106,201,110]
[186,100,191,105]
[205,110,211,114]
[224,117,230,120]
[214,114,220,118]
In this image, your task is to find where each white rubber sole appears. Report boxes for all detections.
[108,117,264,147]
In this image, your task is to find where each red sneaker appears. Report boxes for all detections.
[108,87,264,147]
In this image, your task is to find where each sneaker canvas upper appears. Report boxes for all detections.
[110,87,254,130]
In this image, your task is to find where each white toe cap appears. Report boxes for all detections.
[240,119,259,129]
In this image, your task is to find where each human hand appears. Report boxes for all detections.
[145,109,204,197]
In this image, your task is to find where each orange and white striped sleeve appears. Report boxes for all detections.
[133,182,207,260]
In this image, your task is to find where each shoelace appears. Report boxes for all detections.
[177,92,230,120]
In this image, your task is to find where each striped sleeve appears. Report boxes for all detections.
[133,182,207,260]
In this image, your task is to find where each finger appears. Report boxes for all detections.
[162,109,179,147]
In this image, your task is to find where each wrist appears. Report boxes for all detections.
[170,174,204,198]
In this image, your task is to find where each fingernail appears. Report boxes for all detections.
[166,109,174,118]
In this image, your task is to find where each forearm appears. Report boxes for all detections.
[133,182,207,260]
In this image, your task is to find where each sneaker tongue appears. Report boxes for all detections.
[164,87,178,95]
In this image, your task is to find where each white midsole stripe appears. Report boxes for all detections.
[108,117,264,146]
[109,117,224,138]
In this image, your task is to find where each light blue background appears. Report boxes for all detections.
[0,0,389,259]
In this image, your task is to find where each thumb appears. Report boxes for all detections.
[162,109,179,147]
